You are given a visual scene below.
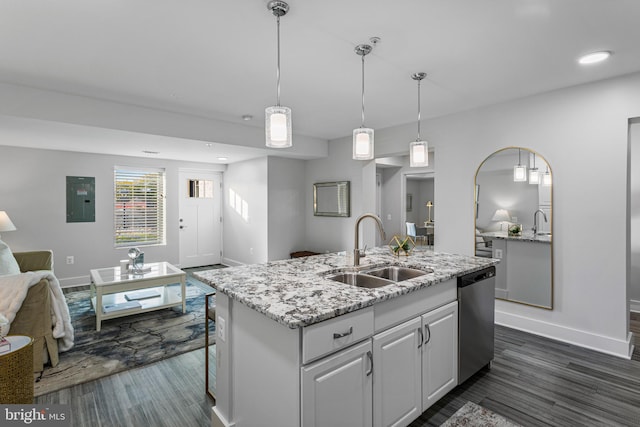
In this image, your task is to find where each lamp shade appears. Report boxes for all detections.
[528,168,540,184]
[265,106,292,148]
[513,164,527,182]
[353,128,374,160]
[0,211,16,232]
[491,209,511,222]
[409,140,429,167]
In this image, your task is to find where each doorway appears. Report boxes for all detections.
[404,173,435,246]
[178,170,222,268]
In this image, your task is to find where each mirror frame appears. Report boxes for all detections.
[474,146,553,310]
[313,181,351,217]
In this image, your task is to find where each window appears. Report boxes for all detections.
[114,167,166,247]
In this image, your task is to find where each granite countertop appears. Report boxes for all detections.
[480,231,551,243]
[195,247,499,329]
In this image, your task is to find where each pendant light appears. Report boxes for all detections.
[528,152,539,184]
[542,167,552,186]
[353,44,374,160]
[265,1,292,148]
[513,148,527,182]
[409,72,429,167]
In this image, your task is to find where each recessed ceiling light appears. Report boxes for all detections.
[142,150,159,155]
[242,115,253,121]
[217,157,228,161]
[578,51,611,65]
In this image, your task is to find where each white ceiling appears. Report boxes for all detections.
[2,0,640,163]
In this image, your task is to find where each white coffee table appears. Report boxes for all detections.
[90,261,186,331]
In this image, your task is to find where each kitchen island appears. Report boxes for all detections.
[196,247,498,427]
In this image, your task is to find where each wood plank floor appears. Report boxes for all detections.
[37,323,640,427]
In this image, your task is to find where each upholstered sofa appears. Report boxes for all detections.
[10,251,60,372]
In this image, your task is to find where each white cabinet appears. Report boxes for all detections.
[372,317,422,427]
[372,301,458,427]
[421,301,458,409]
[302,340,373,427]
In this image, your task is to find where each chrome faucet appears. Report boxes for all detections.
[532,209,548,235]
[354,213,386,266]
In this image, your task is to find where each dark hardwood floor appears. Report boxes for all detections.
[37,321,640,427]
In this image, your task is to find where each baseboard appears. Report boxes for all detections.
[58,275,90,288]
[495,309,634,359]
[630,299,640,313]
[495,288,508,299]
[221,257,244,267]
[212,406,234,427]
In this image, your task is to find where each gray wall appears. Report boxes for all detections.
[222,157,269,265]
[267,157,307,260]
[222,156,307,265]
[0,145,223,286]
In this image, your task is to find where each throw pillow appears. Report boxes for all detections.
[0,239,20,276]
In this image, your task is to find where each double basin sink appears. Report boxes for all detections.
[326,265,433,289]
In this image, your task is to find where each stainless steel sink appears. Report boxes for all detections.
[326,272,394,288]
[362,266,431,281]
[326,265,432,288]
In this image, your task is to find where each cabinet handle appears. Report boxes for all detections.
[365,351,373,376]
[424,324,431,344]
[418,327,423,348]
[333,326,353,339]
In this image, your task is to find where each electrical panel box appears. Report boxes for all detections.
[66,176,95,223]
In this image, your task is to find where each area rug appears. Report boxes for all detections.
[441,402,522,427]
[34,280,212,396]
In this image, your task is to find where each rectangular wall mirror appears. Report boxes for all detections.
[313,181,350,217]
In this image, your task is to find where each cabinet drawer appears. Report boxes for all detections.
[302,307,374,364]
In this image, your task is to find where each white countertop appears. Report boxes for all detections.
[195,247,498,329]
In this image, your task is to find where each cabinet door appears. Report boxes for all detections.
[421,301,458,410]
[373,317,421,427]
[302,340,373,427]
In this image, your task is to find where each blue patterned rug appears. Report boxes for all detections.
[35,277,214,396]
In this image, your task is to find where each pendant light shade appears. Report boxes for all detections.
[542,167,552,186]
[353,44,374,160]
[265,1,292,148]
[409,72,428,167]
[265,106,291,147]
[528,152,539,184]
[513,148,527,182]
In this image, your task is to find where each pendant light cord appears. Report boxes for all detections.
[361,54,365,128]
[276,15,281,107]
[417,79,421,140]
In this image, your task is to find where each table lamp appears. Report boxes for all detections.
[0,211,16,239]
[491,209,511,231]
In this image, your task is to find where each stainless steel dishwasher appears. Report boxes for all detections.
[457,266,496,384]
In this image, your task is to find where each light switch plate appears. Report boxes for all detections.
[495,249,503,259]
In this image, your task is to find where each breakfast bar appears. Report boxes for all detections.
[196,247,498,427]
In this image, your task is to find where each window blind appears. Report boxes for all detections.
[114,167,166,247]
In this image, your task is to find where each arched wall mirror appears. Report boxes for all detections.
[474,147,553,309]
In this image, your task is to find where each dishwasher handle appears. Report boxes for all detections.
[458,266,495,288]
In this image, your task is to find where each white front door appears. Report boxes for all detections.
[178,170,222,268]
